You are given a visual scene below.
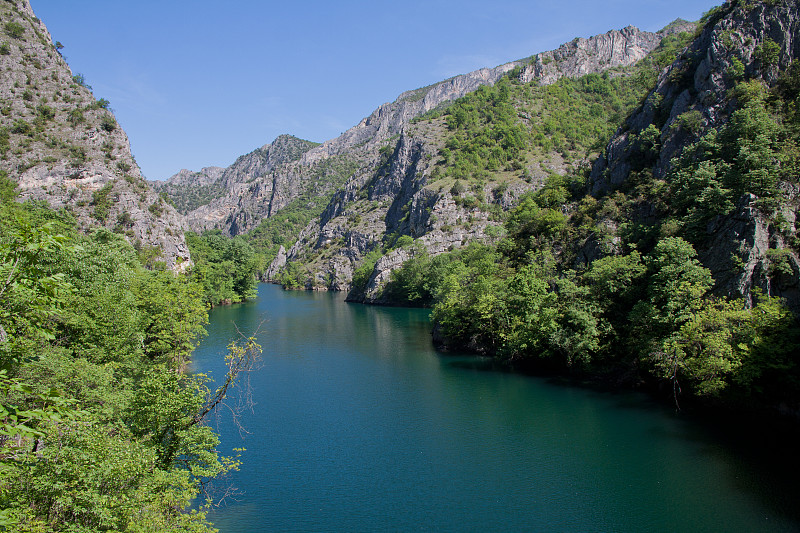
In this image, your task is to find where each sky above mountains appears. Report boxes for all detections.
[32,0,720,180]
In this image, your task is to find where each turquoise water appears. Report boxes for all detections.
[192,284,800,532]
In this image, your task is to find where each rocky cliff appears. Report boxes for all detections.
[0,0,190,268]
[167,22,691,294]
[277,22,695,299]
[151,166,225,214]
[520,21,695,84]
[590,0,800,310]
[175,134,329,235]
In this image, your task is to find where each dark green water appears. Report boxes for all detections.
[192,284,800,532]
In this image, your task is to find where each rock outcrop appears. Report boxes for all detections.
[520,21,695,85]
[589,0,800,310]
[0,0,190,269]
[171,22,690,294]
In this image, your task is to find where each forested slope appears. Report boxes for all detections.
[0,1,257,529]
[379,0,800,415]
[0,175,258,530]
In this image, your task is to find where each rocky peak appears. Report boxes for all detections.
[589,0,800,310]
[159,167,225,188]
[183,134,323,234]
[0,0,190,268]
[519,22,692,85]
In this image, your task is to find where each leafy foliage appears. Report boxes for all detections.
[186,230,258,307]
[0,196,255,531]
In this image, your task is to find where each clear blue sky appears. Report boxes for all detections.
[31,0,721,180]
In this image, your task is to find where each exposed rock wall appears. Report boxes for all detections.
[520,22,694,85]
[273,24,692,296]
[589,0,800,310]
[0,0,190,268]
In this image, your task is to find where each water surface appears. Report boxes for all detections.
[192,284,800,532]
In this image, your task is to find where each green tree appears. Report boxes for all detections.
[186,231,258,306]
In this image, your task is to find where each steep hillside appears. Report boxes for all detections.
[150,165,225,214]
[160,22,690,291]
[180,134,326,235]
[0,0,190,269]
[590,0,800,311]
[369,0,800,415]
[274,22,695,295]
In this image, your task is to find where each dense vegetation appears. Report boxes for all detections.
[416,29,695,191]
[381,6,800,411]
[387,234,799,406]
[186,230,258,307]
[0,174,258,531]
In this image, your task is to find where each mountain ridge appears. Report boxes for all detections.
[0,0,191,269]
[164,20,694,291]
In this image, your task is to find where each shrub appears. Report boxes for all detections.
[68,146,87,167]
[36,104,55,121]
[727,57,745,79]
[4,21,25,39]
[100,114,116,132]
[450,180,466,196]
[756,38,780,68]
[10,119,31,135]
[72,73,91,89]
[91,182,115,221]
[0,128,9,156]
[67,108,84,126]
[673,110,704,134]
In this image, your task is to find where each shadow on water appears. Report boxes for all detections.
[437,346,800,527]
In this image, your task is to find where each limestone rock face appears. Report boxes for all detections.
[520,22,694,85]
[265,245,287,281]
[168,23,687,295]
[0,0,190,269]
[589,1,800,309]
[180,134,322,235]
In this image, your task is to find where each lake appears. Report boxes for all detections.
[192,283,800,532]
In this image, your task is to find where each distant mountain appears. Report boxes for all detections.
[150,166,225,214]
[0,0,190,269]
[163,21,691,288]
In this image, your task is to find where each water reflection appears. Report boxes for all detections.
[192,284,800,533]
